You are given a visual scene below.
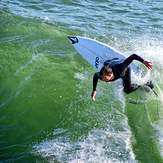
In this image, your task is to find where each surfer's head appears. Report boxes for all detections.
[100,65,112,76]
[100,66,113,82]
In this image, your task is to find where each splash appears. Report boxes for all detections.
[32,124,135,162]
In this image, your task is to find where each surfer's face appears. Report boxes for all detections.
[101,73,114,82]
[101,75,110,82]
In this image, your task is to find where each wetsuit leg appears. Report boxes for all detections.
[122,67,140,94]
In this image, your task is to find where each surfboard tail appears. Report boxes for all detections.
[67,36,79,44]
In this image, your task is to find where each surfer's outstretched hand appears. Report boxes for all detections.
[143,60,153,70]
[91,91,96,101]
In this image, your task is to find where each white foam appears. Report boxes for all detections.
[32,123,135,162]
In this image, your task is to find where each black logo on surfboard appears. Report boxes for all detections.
[95,57,99,69]
[67,36,79,44]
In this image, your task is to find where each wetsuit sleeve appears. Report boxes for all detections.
[116,54,144,77]
[93,72,102,91]
[124,54,144,67]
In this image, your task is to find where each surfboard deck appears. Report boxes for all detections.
[67,36,145,78]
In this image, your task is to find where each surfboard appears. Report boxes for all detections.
[67,36,145,80]
[67,36,158,108]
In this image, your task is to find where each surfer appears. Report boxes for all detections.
[91,54,153,101]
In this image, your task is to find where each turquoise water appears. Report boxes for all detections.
[0,0,163,162]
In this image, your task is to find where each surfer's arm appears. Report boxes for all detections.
[124,54,144,67]
[92,72,102,91]
[122,54,153,70]
[93,73,98,91]
[91,72,101,101]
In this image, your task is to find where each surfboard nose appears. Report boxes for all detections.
[67,36,79,44]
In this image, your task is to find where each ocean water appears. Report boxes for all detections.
[0,0,163,162]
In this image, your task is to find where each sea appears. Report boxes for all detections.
[0,0,163,162]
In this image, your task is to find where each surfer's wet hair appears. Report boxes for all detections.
[100,65,112,76]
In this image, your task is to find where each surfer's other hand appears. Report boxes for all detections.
[143,60,153,70]
[91,91,96,101]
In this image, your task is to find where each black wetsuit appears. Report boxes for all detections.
[93,54,145,94]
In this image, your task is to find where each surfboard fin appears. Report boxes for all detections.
[67,36,79,44]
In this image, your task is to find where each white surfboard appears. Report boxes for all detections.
[67,36,145,81]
